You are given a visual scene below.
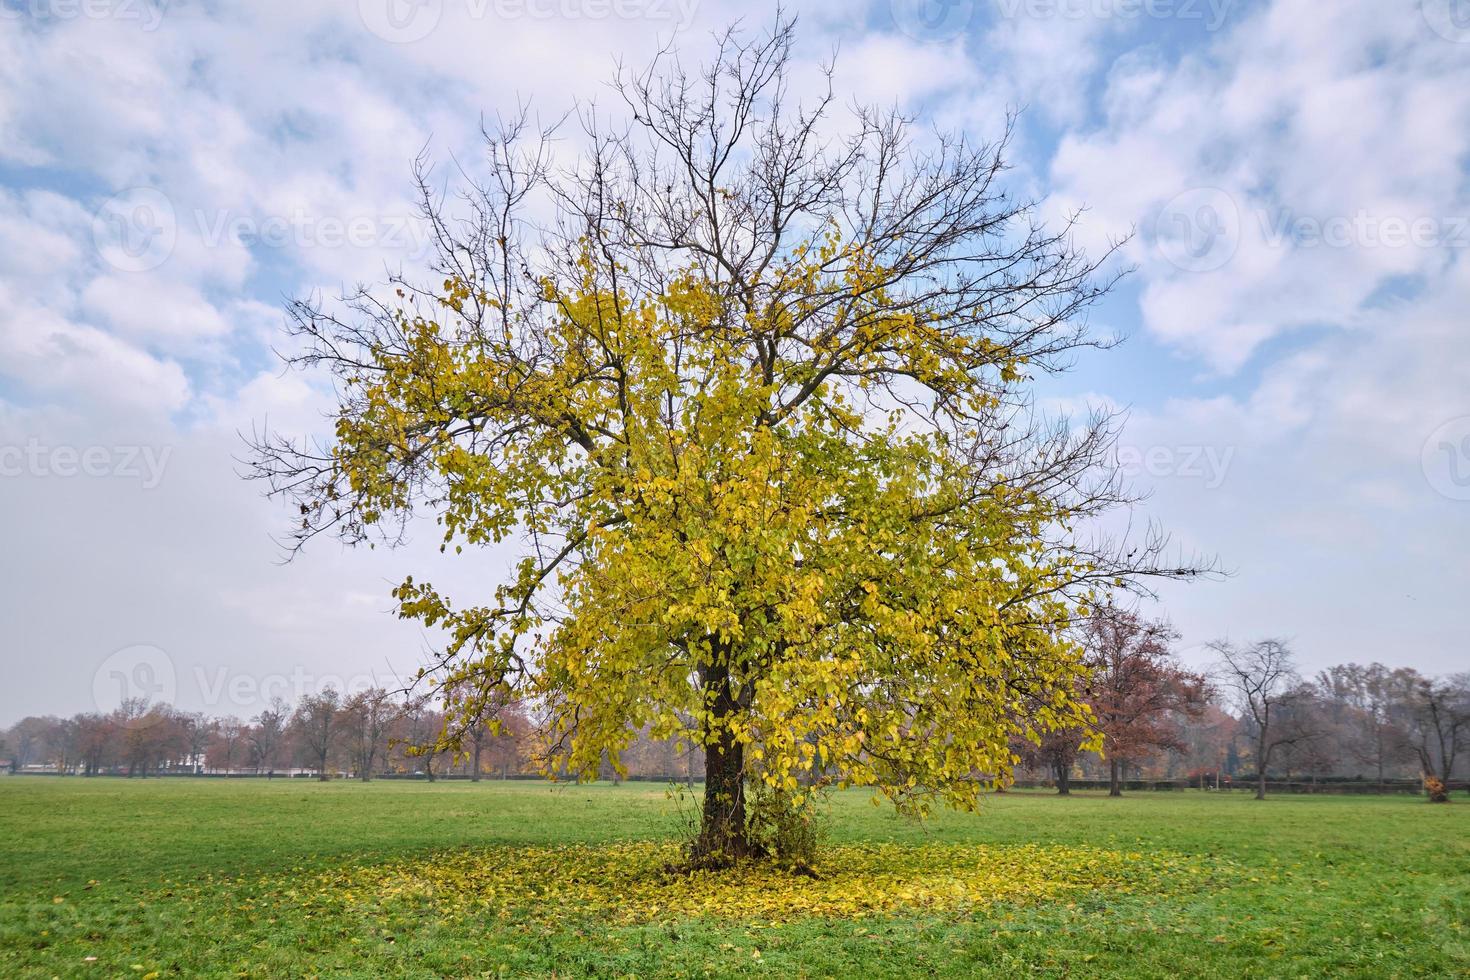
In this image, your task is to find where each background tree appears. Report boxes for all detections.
[1212,639,1315,800]
[1392,673,1469,802]
[1272,682,1336,785]
[7,717,50,772]
[248,699,289,773]
[180,712,215,775]
[1315,663,1413,789]
[74,713,117,775]
[208,716,244,773]
[292,689,343,781]
[247,19,1202,863]
[342,689,396,781]
[1017,724,1085,795]
[1084,609,1208,797]
[395,696,444,780]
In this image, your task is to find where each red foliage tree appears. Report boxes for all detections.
[1084,609,1209,796]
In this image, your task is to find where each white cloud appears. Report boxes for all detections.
[1,0,1467,723]
[1050,0,1470,372]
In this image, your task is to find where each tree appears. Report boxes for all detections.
[1315,663,1414,788]
[179,712,215,774]
[209,716,245,773]
[248,18,1201,863]
[292,688,343,781]
[248,699,289,773]
[7,717,51,772]
[396,696,444,780]
[1392,673,1469,802]
[74,713,117,775]
[1273,683,1336,785]
[1211,639,1314,800]
[342,689,396,781]
[1084,610,1208,796]
[1018,724,1085,795]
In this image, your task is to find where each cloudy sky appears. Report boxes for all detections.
[2,0,1466,724]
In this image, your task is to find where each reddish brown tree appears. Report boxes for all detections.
[1084,609,1209,797]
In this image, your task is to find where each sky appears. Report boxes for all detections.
[1,0,1466,725]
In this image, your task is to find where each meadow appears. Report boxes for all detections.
[0,778,1465,978]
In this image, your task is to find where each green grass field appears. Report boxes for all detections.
[1,778,1466,977]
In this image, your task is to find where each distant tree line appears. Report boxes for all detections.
[1013,609,1469,801]
[0,689,701,782]
[4,617,1464,799]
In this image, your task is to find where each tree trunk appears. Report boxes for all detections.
[1255,766,1266,800]
[692,662,753,865]
[472,740,483,783]
[1108,758,1122,797]
[696,724,749,863]
[1054,760,1071,796]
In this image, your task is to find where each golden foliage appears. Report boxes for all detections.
[229,841,1220,926]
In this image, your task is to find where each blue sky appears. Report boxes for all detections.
[1,0,1466,723]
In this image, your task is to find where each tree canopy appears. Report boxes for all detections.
[249,18,1201,862]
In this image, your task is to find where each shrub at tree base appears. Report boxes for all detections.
[1424,776,1449,803]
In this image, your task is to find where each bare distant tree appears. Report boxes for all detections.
[248,698,290,773]
[1392,673,1470,802]
[6,717,51,772]
[1315,663,1416,788]
[396,695,444,780]
[74,713,117,775]
[210,716,244,772]
[293,688,343,781]
[180,712,215,774]
[343,688,397,781]
[1211,639,1314,800]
